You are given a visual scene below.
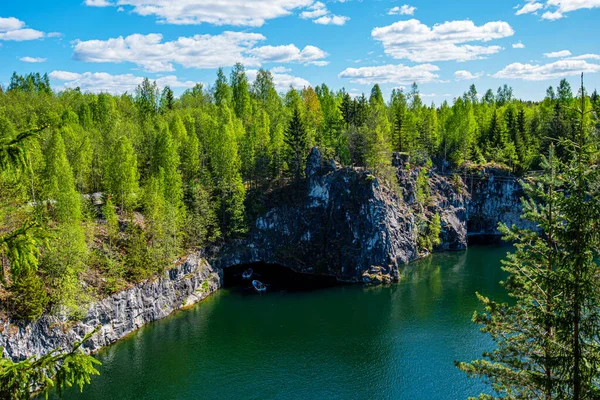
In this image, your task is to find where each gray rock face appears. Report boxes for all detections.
[1,254,221,361]
[215,148,472,283]
[464,171,534,236]
[214,147,419,282]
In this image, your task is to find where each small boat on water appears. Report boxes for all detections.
[252,280,267,293]
[241,268,253,280]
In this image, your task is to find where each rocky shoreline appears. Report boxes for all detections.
[1,254,222,361]
[1,148,529,361]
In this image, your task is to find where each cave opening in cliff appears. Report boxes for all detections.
[467,235,504,245]
[223,263,339,293]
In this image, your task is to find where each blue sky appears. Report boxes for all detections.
[1,0,599,102]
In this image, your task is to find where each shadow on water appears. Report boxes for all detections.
[223,262,340,294]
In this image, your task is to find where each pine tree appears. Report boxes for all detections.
[284,107,308,180]
[0,329,101,399]
[340,92,354,127]
[231,63,252,125]
[160,85,174,113]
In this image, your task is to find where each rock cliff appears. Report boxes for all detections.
[214,147,470,284]
[1,254,221,361]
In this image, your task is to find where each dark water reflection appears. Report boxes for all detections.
[58,245,510,400]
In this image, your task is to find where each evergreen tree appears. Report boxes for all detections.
[152,126,185,253]
[0,329,101,399]
[160,85,174,113]
[284,107,308,180]
[231,63,252,125]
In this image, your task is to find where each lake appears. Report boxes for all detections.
[60,245,510,400]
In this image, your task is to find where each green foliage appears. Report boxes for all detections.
[1,69,598,339]
[42,223,89,319]
[124,222,155,281]
[415,168,430,206]
[0,329,101,399]
[429,213,441,248]
[103,196,119,245]
[0,221,44,283]
[457,76,600,399]
[417,213,442,253]
[183,182,220,249]
[104,135,139,211]
[8,272,48,321]
[285,107,308,180]
[44,130,82,223]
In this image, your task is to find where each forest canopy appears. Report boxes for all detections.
[1,66,599,321]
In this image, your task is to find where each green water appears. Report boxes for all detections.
[62,245,510,399]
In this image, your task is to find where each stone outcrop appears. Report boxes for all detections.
[214,147,416,283]
[1,254,221,361]
[214,148,471,284]
[463,169,535,236]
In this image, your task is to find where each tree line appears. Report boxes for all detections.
[1,66,599,321]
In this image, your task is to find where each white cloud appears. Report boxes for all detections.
[544,49,572,58]
[313,15,349,25]
[516,0,600,20]
[72,32,328,72]
[271,66,291,73]
[48,32,63,38]
[548,0,600,12]
[568,53,600,60]
[91,0,314,26]
[541,10,565,19]
[388,5,417,15]
[0,17,24,31]
[300,2,328,18]
[49,70,197,94]
[85,0,113,6]
[512,42,525,48]
[371,19,514,62]
[300,1,349,25]
[338,64,441,85]
[248,44,328,65]
[454,70,483,80]
[0,17,45,41]
[247,68,310,92]
[19,56,47,63]
[515,1,544,15]
[0,29,45,41]
[493,59,600,80]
